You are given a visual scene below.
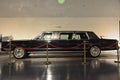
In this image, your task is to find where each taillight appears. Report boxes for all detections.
[116,40,119,50]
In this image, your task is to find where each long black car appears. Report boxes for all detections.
[1,31,118,59]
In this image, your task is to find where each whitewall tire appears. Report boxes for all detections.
[90,46,101,58]
[13,47,26,59]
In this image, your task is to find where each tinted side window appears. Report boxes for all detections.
[41,33,52,40]
[76,33,88,40]
[60,33,73,40]
[87,32,99,39]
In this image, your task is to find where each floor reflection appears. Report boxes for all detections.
[0,57,119,80]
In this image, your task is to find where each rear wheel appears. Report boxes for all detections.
[89,46,101,58]
[13,47,26,59]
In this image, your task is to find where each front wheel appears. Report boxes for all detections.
[89,46,101,58]
[13,47,26,59]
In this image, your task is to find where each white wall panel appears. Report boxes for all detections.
[0,17,119,40]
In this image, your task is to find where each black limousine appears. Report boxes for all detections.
[1,31,118,59]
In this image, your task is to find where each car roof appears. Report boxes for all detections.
[42,31,93,33]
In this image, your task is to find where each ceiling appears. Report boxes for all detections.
[0,0,120,17]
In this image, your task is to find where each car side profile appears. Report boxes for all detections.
[1,31,118,59]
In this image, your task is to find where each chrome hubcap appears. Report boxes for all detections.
[14,48,24,58]
[90,46,100,57]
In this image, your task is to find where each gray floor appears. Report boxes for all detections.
[0,51,120,80]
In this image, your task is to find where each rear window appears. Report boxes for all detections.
[75,33,88,40]
[87,32,99,39]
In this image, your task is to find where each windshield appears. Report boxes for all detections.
[34,33,43,40]
[34,32,53,40]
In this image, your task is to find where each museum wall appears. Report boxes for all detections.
[0,0,120,40]
[0,17,119,40]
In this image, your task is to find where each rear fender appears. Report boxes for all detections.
[0,34,2,52]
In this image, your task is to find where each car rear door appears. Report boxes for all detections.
[49,32,86,51]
